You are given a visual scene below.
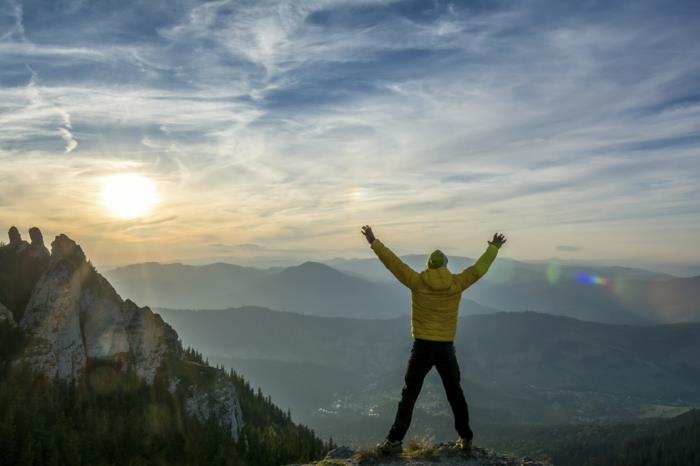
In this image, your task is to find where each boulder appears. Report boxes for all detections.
[325,446,354,459]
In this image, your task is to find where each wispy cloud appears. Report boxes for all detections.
[556,245,583,252]
[1,0,699,266]
[0,0,24,41]
[13,66,78,152]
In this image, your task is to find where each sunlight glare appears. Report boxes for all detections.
[101,173,158,219]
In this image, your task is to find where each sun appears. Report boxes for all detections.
[100,173,158,219]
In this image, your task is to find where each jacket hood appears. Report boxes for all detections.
[427,249,448,269]
[420,267,454,291]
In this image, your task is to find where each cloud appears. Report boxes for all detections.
[0,0,699,266]
[17,67,78,153]
[556,245,584,252]
[208,242,306,253]
[0,0,25,41]
[58,127,77,153]
[55,106,77,153]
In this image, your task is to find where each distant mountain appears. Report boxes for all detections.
[627,275,700,322]
[326,255,700,324]
[325,255,675,284]
[106,255,700,325]
[105,261,501,319]
[158,306,700,443]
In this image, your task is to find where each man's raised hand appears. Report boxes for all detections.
[488,232,507,249]
[361,225,376,244]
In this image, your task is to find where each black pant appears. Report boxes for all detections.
[387,338,473,442]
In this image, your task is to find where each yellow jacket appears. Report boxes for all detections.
[370,239,499,342]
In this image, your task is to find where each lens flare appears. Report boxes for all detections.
[484,259,514,284]
[574,272,609,286]
[612,279,628,296]
[546,261,561,284]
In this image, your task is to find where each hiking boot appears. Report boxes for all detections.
[455,437,472,452]
[376,438,402,455]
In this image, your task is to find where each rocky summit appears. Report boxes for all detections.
[289,442,552,466]
[0,228,243,439]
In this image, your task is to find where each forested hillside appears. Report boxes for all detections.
[489,410,700,466]
[0,320,329,466]
[602,410,700,466]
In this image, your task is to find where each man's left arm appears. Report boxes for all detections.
[455,233,507,290]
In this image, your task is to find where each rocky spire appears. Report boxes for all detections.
[0,227,50,320]
[29,226,45,247]
[7,226,29,253]
[28,227,50,261]
[8,226,24,245]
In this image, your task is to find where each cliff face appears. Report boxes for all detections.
[0,230,242,439]
[17,234,181,382]
[180,364,245,440]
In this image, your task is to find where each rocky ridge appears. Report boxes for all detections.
[291,443,552,466]
[0,228,243,439]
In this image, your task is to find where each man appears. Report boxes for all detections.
[360,225,506,454]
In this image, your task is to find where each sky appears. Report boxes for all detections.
[1,0,699,271]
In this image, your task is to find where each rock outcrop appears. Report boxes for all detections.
[0,229,243,439]
[7,226,29,252]
[179,365,244,441]
[18,234,182,382]
[0,226,50,321]
[290,443,552,466]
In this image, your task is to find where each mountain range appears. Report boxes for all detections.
[106,261,408,319]
[326,254,700,324]
[106,256,700,324]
